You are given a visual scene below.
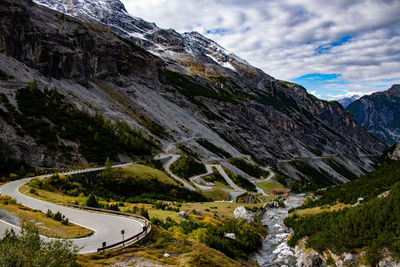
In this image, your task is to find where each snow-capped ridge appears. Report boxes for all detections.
[33,0,252,73]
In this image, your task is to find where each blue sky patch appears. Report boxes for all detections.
[206,28,230,35]
[317,35,352,54]
[291,73,347,97]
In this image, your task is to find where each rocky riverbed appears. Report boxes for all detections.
[252,194,306,266]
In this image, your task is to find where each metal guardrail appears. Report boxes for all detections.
[61,203,152,252]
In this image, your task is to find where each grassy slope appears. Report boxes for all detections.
[256,179,287,195]
[121,164,179,185]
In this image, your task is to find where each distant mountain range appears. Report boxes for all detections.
[0,0,386,186]
[347,84,400,145]
[337,95,361,108]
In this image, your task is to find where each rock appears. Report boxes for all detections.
[233,206,254,223]
[163,253,170,258]
[295,239,325,267]
[347,85,400,146]
[224,233,236,240]
[378,257,400,267]
[193,210,202,216]
[178,211,188,218]
[389,140,400,160]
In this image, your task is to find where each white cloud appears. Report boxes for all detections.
[120,0,400,98]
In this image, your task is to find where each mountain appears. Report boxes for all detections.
[347,84,400,146]
[337,95,360,108]
[0,0,385,186]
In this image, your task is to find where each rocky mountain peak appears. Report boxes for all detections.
[337,95,361,108]
[386,84,400,97]
[32,0,261,78]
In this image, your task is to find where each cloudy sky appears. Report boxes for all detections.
[121,0,400,100]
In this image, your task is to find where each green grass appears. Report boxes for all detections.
[202,187,229,201]
[256,179,287,195]
[121,164,179,185]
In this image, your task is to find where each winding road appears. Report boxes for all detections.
[0,164,147,254]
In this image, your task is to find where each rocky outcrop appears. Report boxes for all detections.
[234,206,254,223]
[295,238,400,267]
[347,85,400,145]
[0,0,165,87]
[389,141,400,160]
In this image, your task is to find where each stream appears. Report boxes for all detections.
[252,194,306,267]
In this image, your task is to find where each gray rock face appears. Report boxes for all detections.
[0,0,385,184]
[389,140,400,160]
[347,85,400,146]
[233,206,254,223]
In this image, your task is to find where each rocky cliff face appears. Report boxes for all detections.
[347,85,400,146]
[0,0,386,184]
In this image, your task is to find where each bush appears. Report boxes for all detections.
[139,207,149,219]
[154,216,263,260]
[85,194,98,208]
[61,218,69,226]
[45,209,53,218]
[53,211,63,221]
[0,224,80,266]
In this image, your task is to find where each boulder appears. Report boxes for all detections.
[193,210,203,216]
[179,211,188,218]
[224,233,236,240]
[233,206,254,223]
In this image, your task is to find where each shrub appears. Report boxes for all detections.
[139,207,149,219]
[85,194,98,208]
[45,209,53,218]
[0,224,79,266]
[53,211,63,221]
[61,218,69,226]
